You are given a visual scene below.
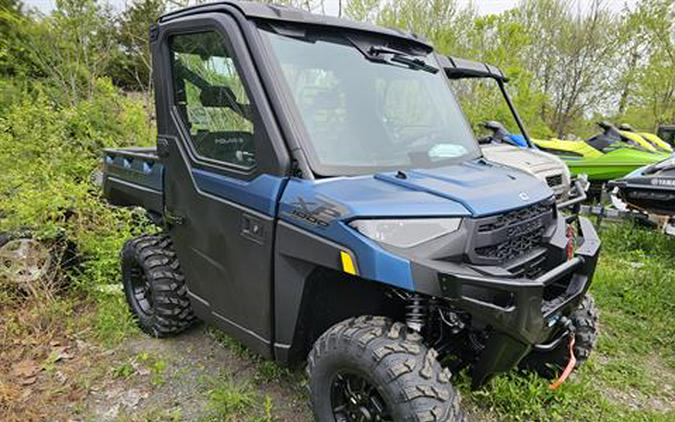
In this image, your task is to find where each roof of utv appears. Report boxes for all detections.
[159,0,430,48]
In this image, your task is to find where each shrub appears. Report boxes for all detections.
[0,77,154,301]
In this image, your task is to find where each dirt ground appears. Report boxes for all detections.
[86,326,312,421]
[1,318,312,422]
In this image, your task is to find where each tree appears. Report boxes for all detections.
[110,0,166,92]
[616,0,674,129]
[0,0,26,77]
[452,10,552,137]
[518,0,622,137]
[345,0,379,22]
[14,0,118,103]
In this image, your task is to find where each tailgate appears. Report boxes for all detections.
[102,147,164,215]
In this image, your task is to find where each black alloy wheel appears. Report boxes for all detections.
[330,371,392,421]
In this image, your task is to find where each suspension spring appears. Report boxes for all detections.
[405,294,427,333]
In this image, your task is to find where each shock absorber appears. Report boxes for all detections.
[406,294,427,333]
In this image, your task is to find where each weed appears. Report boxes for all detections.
[42,350,62,375]
[113,361,135,379]
[149,359,167,387]
[258,395,275,422]
[255,361,291,384]
[132,352,168,386]
[92,292,139,346]
[205,377,256,421]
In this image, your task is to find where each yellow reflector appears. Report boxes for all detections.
[340,251,357,275]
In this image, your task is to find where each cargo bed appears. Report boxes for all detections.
[102,147,164,215]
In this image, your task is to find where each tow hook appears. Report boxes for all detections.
[549,316,577,390]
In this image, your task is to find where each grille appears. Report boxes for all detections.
[508,251,547,278]
[546,174,563,187]
[471,198,555,264]
[477,200,553,233]
[475,226,545,261]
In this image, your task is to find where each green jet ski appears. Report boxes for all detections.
[533,121,669,183]
[618,123,673,154]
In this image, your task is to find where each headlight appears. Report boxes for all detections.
[349,218,461,248]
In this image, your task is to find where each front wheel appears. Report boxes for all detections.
[308,316,465,421]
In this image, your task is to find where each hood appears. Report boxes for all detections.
[294,160,555,219]
[481,144,564,173]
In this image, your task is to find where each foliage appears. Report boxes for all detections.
[0,0,26,77]
[206,378,256,420]
[11,0,118,104]
[613,0,675,129]
[109,0,166,92]
[0,0,156,310]
[0,78,154,312]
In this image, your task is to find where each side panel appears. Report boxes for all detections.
[102,148,164,214]
[277,179,417,290]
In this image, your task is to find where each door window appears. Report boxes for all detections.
[170,31,256,169]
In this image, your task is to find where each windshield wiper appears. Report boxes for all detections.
[367,46,439,74]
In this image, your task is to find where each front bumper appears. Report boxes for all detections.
[440,215,599,345]
[411,214,600,387]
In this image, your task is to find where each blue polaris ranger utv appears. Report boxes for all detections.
[102,2,600,420]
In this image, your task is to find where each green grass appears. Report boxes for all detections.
[135,351,169,387]
[255,361,293,384]
[207,379,256,419]
[199,374,265,422]
[92,291,140,346]
[458,223,675,421]
[112,360,135,379]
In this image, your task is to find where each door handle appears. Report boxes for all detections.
[241,214,264,244]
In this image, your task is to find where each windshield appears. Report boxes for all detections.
[261,28,481,176]
[450,78,521,140]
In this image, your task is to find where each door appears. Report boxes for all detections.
[154,15,289,357]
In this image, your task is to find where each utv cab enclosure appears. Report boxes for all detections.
[102,2,601,420]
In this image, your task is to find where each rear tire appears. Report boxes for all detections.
[522,294,599,378]
[121,234,196,337]
[308,316,465,421]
